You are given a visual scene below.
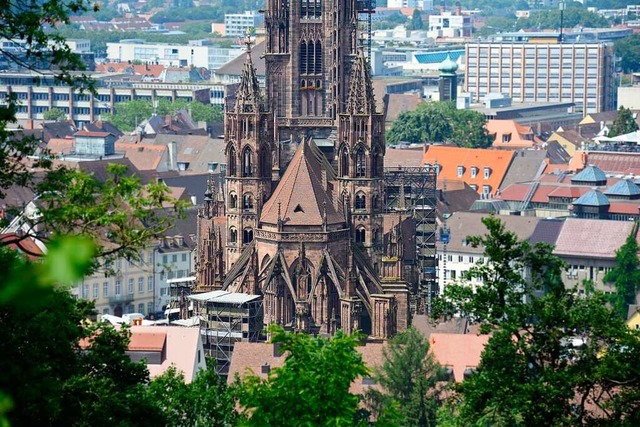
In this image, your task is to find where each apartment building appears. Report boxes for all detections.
[74,211,197,318]
[106,39,245,70]
[464,41,615,113]
[224,11,264,38]
[428,12,472,39]
[0,72,225,127]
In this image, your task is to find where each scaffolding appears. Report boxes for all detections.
[167,276,196,320]
[383,165,438,315]
[188,291,264,376]
[356,0,376,59]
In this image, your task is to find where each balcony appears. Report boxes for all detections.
[108,294,134,305]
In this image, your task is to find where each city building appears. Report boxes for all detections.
[224,11,264,38]
[106,39,245,70]
[464,41,616,113]
[427,11,472,39]
[0,72,225,127]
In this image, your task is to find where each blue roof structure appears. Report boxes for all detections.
[414,50,464,65]
[571,165,607,185]
[604,179,640,197]
[573,189,610,206]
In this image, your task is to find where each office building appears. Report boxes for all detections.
[464,41,615,113]
[224,11,264,38]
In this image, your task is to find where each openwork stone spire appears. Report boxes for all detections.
[235,36,262,113]
[345,49,376,115]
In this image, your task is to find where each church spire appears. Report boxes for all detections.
[345,48,376,115]
[235,35,262,113]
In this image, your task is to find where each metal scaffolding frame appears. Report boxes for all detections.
[383,165,438,314]
[189,291,264,376]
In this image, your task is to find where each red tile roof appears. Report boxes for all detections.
[261,139,343,227]
[128,332,166,351]
[487,120,542,149]
[429,333,489,382]
[0,233,44,260]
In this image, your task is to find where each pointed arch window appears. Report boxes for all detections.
[355,192,366,210]
[300,43,307,75]
[242,147,253,177]
[228,146,236,176]
[260,149,270,177]
[372,147,380,177]
[314,40,322,74]
[355,147,366,178]
[355,227,366,244]
[340,147,349,177]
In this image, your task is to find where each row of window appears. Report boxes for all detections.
[457,166,491,179]
[81,276,154,299]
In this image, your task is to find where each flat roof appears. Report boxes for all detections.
[188,290,261,304]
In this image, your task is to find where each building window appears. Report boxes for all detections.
[242,147,253,177]
[484,167,491,179]
[138,303,145,314]
[355,227,366,244]
[147,276,153,291]
[93,283,99,299]
[115,279,121,295]
[103,281,109,297]
[355,147,366,178]
[243,228,253,244]
[457,166,464,177]
[229,192,238,209]
[228,146,236,176]
[182,253,187,262]
[138,277,144,293]
[355,192,366,210]
[502,133,511,143]
[229,227,237,243]
[172,254,177,263]
[458,256,464,262]
[470,167,478,178]
[243,193,254,210]
[128,278,134,294]
[147,302,154,315]
[482,185,491,196]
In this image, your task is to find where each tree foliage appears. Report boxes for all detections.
[236,325,370,426]
[102,99,223,132]
[147,366,240,427]
[433,217,640,426]
[603,226,640,319]
[408,9,424,31]
[515,7,609,30]
[615,35,640,74]
[367,327,444,426]
[386,101,492,148]
[43,108,68,122]
[609,106,640,138]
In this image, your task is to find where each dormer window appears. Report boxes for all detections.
[470,167,478,178]
[503,133,512,143]
[484,167,491,179]
[457,166,464,177]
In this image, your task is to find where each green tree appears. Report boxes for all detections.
[236,325,370,426]
[408,9,424,30]
[367,327,444,426]
[43,108,68,122]
[604,226,640,319]
[148,366,240,426]
[102,99,154,132]
[609,106,640,138]
[386,102,491,148]
[433,217,640,426]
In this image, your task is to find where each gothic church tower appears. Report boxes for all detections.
[224,46,275,268]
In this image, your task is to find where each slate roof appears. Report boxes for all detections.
[84,121,124,138]
[554,218,636,259]
[499,150,547,190]
[604,179,640,197]
[151,134,226,175]
[571,165,607,184]
[215,40,266,77]
[528,219,565,246]
[573,189,610,206]
[260,139,344,227]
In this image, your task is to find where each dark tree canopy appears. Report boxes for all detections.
[609,106,640,138]
[386,101,492,148]
[603,227,640,319]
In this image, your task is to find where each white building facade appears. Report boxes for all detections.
[224,11,264,38]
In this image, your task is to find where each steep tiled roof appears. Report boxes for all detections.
[215,40,266,77]
[608,202,640,215]
[554,218,635,259]
[384,146,425,169]
[573,189,610,206]
[604,179,640,197]
[429,333,490,382]
[499,150,547,190]
[436,212,540,254]
[115,142,167,171]
[487,120,541,149]
[261,139,344,227]
[422,146,514,196]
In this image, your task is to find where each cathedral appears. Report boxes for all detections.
[195,0,416,339]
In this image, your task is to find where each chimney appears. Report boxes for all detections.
[168,141,178,171]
